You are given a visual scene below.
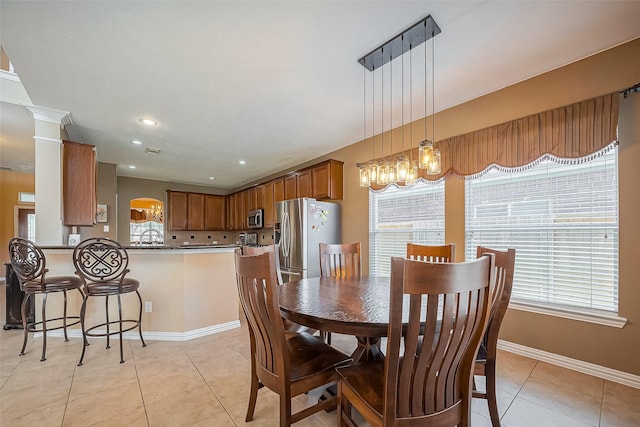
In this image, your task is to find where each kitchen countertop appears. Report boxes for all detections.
[40,244,241,250]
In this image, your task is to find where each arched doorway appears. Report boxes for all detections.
[130,198,164,245]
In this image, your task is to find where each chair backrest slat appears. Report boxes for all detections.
[383,254,494,425]
[73,238,129,283]
[319,242,361,278]
[243,245,284,285]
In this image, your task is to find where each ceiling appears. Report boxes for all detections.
[1,1,639,189]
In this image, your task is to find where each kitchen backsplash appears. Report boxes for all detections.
[165,229,275,247]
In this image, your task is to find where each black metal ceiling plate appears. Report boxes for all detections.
[358,15,441,72]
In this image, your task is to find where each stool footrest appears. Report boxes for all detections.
[24,316,81,333]
[84,320,142,338]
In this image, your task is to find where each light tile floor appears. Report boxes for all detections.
[1,299,639,426]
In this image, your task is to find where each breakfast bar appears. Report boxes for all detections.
[39,245,241,340]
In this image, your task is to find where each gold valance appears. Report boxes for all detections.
[369,92,619,188]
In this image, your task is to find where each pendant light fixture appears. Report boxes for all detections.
[426,32,441,175]
[357,15,441,189]
[359,68,371,187]
[406,43,419,185]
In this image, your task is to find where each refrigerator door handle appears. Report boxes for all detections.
[282,211,290,258]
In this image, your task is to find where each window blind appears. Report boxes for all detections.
[369,181,445,276]
[465,147,619,313]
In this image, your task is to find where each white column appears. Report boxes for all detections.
[25,106,72,245]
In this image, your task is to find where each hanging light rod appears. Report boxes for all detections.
[358,15,441,72]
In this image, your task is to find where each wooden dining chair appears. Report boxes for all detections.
[337,254,494,427]
[406,242,456,262]
[319,242,361,344]
[235,251,351,426]
[319,242,361,279]
[473,246,516,427]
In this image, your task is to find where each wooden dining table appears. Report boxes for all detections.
[278,276,393,362]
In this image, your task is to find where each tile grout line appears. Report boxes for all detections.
[131,342,152,427]
[598,380,606,427]
[184,348,240,426]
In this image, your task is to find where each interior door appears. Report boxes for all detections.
[17,208,35,239]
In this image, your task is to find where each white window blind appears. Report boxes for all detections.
[465,146,619,313]
[369,181,445,276]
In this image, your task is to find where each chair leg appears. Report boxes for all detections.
[19,293,31,356]
[63,290,69,342]
[117,294,124,363]
[279,393,292,427]
[78,289,89,346]
[486,360,501,427]
[135,291,146,347]
[105,295,110,349]
[245,366,259,422]
[78,296,89,366]
[40,293,48,361]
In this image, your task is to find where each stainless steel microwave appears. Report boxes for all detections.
[247,209,263,229]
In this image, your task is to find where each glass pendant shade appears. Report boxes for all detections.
[396,156,410,182]
[387,162,397,184]
[419,140,433,169]
[369,162,378,183]
[377,163,389,185]
[359,165,371,187]
[427,148,441,175]
[406,161,419,185]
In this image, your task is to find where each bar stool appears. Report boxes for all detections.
[8,238,84,361]
[72,237,146,365]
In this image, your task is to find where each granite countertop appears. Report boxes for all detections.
[40,244,241,250]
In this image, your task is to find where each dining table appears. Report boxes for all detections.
[278,275,394,362]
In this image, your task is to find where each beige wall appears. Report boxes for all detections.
[0,170,35,264]
[78,162,117,241]
[309,38,639,375]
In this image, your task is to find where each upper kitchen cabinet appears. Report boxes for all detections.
[205,194,226,230]
[167,190,188,230]
[296,169,312,198]
[188,193,205,230]
[248,187,258,212]
[284,174,297,200]
[226,193,236,230]
[62,140,97,226]
[273,178,284,203]
[312,160,343,200]
[261,181,275,227]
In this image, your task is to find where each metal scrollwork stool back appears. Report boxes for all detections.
[8,238,84,361]
[72,237,146,366]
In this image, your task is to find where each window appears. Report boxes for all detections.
[465,147,619,314]
[19,192,35,203]
[369,181,445,276]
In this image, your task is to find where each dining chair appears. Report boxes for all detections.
[319,242,361,344]
[242,244,316,335]
[234,250,351,426]
[72,237,146,366]
[337,254,494,427]
[473,246,516,427]
[406,242,456,262]
[8,238,84,362]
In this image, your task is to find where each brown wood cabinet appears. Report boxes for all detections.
[312,160,343,200]
[188,193,205,230]
[62,140,97,226]
[167,191,189,230]
[297,170,312,198]
[248,187,258,211]
[274,178,285,203]
[262,181,274,227]
[234,191,246,230]
[205,195,226,230]
[284,174,297,200]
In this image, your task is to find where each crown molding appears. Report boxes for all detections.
[25,105,73,126]
[0,69,20,82]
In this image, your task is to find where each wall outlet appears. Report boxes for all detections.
[103,225,110,232]
[145,301,152,312]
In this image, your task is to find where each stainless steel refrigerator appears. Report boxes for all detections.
[274,198,341,282]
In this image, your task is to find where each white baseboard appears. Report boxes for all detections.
[498,339,640,389]
[35,320,242,342]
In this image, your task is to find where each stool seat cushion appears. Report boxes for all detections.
[22,276,82,293]
[85,278,140,296]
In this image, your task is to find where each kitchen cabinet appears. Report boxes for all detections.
[234,191,246,230]
[297,169,312,198]
[62,140,97,226]
[188,193,205,230]
[312,159,343,200]
[284,174,297,200]
[274,178,284,203]
[262,181,274,227]
[248,187,258,211]
[205,195,226,230]
[226,194,235,230]
[167,191,188,230]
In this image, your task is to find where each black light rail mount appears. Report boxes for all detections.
[358,15,441,72]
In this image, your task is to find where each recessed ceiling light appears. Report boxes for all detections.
[139,118,157,126]
[208,176,215,180]
[239,160,246,165]
[131,140,143,145]
[128,165,136,169]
